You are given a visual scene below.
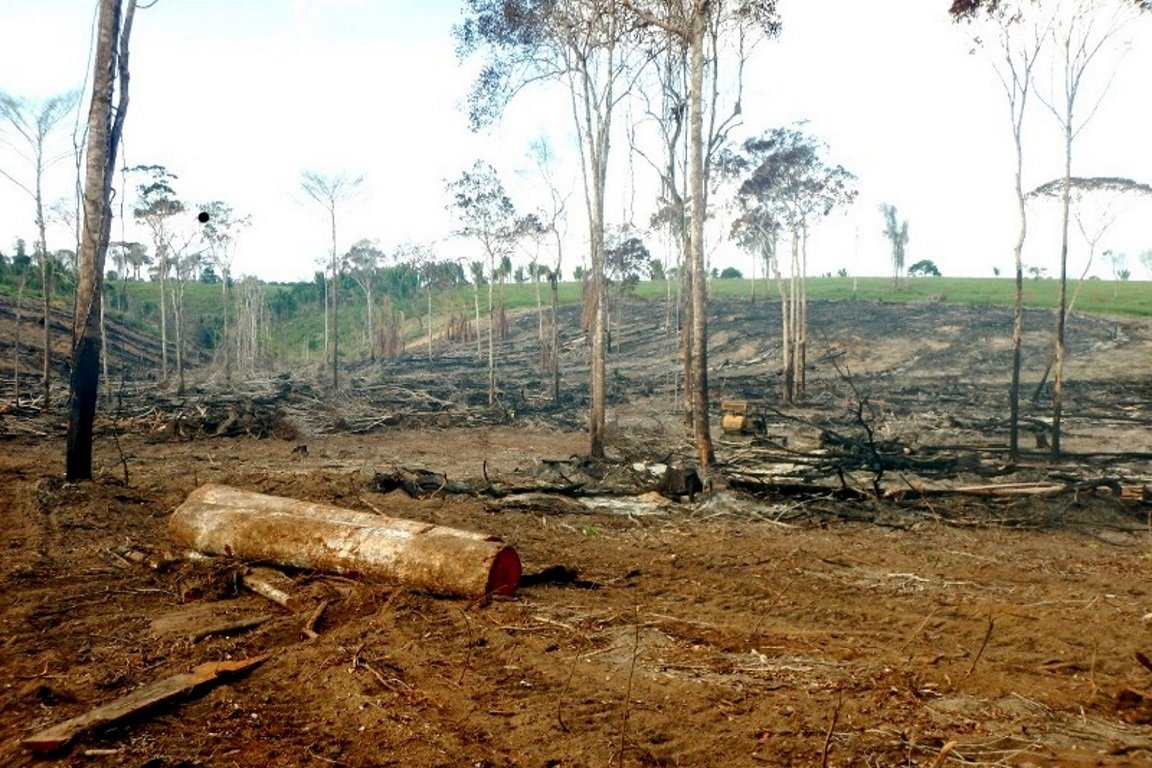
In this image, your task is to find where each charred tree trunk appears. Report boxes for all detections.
[67,0,134,481]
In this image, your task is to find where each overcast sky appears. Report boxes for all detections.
[1,0,1149,283]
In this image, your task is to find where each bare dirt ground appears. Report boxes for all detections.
[3,295,1152,767]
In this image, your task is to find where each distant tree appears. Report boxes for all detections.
[457,0,645,456]
[345,239,384,361]
[67,0,137,481]
[1104,249,1128,296]
[604,227,651,350]
[167,232,203,396]
[649,258,666,281]
[526,138,570,404]
[1140,249,1152,278]
[0,89,80,407]
[423,256,463,360]
[448,161,522,406]
[130,164,183,382]
[572,265,585,281]
[199,200,249,383]
[719,266,743,279]
[725,126,857,402]
[300,170,364,389]
[880,204,909,291]
[993,266,1002,277]
[605,230,651,292]
[908,259,941,277]
[10,242,30,401]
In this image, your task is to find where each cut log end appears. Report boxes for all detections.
[487,546,522,597]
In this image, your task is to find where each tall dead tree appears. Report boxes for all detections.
[67,0,137,481]
[1034,0,1140,456]
[301,170,364,390]
[953,0,1049,461]
[0,90,80,408]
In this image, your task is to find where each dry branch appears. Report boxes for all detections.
[21,656,267,755]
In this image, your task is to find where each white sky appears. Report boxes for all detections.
[1,0,1149,283]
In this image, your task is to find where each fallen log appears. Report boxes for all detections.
[21,656,266,755]
[170,483,521,598]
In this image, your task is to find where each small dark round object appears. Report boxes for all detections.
[197,211,210,223]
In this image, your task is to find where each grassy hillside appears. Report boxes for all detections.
[10,274,1146,368]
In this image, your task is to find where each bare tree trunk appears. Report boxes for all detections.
[487,256,496,406]
[472,280,482,361]
[1052,123,1071,457]
[365,287,375,363]
[67,0,134,481]
[14,276,24,401]
[686,11,713,470]
[330,211,339,389]
[426,287,433,362]
[549,272,560,404]
[172,284,185,395]
[158,254,168,382]
[36,198,52,407]
[221,277,231,384]
[1009,125,1028,461]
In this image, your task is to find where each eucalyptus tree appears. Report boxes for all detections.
[447,161,521,406]
[198,200,249,383]
[622,0,782,469]
[300,170,364,389]
[67,0,137,481]
[628,1,780,446]
[130,164,183,382]
[166,229,203,396]
[0,90,80,407]
[725,126,856,402]
[456,0,648,457]
[345,238,385,361]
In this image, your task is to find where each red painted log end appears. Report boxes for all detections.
[488,546,522,597]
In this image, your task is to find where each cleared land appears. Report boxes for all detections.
[2,293,1152,767]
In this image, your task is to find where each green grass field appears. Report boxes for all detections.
[47,274,1150,365]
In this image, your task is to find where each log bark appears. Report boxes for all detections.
[170,483,521,598]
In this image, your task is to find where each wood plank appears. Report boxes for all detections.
[21,656,267,755]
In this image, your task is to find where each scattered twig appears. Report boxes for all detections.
[963,614,996,681]
[899,608,939,655]
[820,689,843,768]
[302,599,330,640]
[926,739,958,768]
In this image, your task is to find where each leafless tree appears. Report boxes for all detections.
[954,0,1050,460]
[301,170,364,389]
[0,90,80,407]
[1034,0,1141,455]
